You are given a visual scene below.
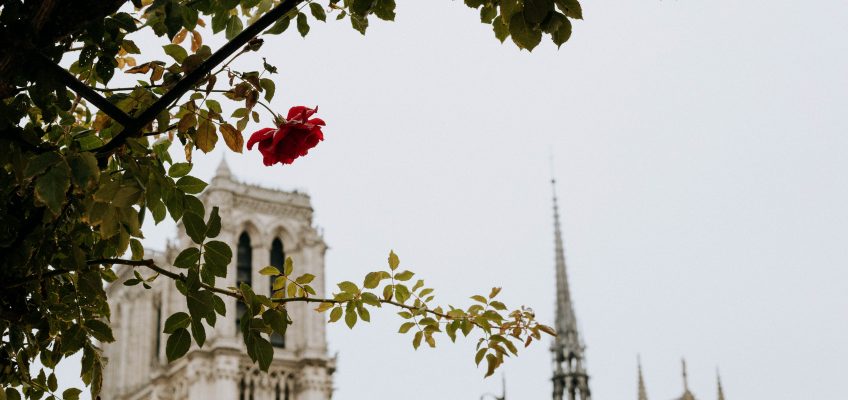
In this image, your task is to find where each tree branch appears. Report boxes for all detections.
[37,54,135,127]
[94,0,305,160]
[87,258,238,298]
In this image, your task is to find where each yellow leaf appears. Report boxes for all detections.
[125,63,151,74]
[194,119,217,153]
[151,65,165,82]
[220,123,244,153]
[172,28,188,44]
[177,113,197,133]
[191,30,203,53]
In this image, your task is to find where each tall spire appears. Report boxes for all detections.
[678,359,696,400]
[637,356,648,400]
[215,156,232,180]
[550,177,591,400]
[717,369,725,400]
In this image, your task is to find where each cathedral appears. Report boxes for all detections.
[100,161,726,400]
[101,160,334,400]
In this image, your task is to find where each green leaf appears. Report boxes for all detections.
[480,4,497,23]
[337,281,359,293]
[329,306,343,322]
[175,176,207,194]
[315,302,334,312]
[188,289,215,319]
[398,322,415,333]
[24,151,61,178]
[163,44,188,63]
[446,320,459,342]
[394,270,414,281]
[84,320,114,342]
[48,372,58,391]
[68,152,99,190]
[493,16,509,43]
[295,273,315,284]
[356,304,371,322]
[350,13,368,34]
[309,3,327,21]
[130,239,144,260]
[111,185,142,207]
[262,309,288,336]
[35,162,70,216]
[550,13,572,48]
[260,266,280,276]
[225,16,244,40]
[554,0,582,19]
[174,247,201,268]
[351,0,375,15]
[182,212,207,244]
[523,0,554,24]
[412,331,423,349]
[166,328,191,362]
[191,319,206,347]
[163,312,191,333]
[475,348,487,365]
[251,335,274,371]
[62,388,82,400]
[373,0,396,20]
[213,295,227,316]
[266,16,290,34]
[296,12,309,37]
[205,99,222,114]
[259,78,276,102]
[363,271,383,289]
[344,304,357,328]
[485,354,498,377]
[169,162,193,177]
[388,250,400,270]
[509,13,542,50]
[361,292,380,306]
[206,206,222,237]
[203,240,231,277]
[284,257,293,276]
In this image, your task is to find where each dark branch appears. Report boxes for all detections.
[94,0,304,159]
[37,54,135,127]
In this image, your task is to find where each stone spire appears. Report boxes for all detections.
[717,370,725,400]
[215,156,232,180]
[637,356,648,400]
[550,178,591,400]
[678,359,696,400]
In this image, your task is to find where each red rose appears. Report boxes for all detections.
[247,106,325,166]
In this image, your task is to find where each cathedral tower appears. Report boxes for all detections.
[101,159,335,400]
[550,178,591,400]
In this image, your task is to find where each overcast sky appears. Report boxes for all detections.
[56,0,848,399]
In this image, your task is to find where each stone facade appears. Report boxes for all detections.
[101,160,335,400]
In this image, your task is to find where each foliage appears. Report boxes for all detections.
[0,0,576,398]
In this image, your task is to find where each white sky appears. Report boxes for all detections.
[56,0,848,399]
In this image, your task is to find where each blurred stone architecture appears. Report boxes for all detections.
[635,359,727,400]
[101,160,334,400]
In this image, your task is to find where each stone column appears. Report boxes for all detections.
[296,366,332,400]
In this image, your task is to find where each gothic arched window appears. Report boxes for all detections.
[269,237,286,347]
[237,232,252,327]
